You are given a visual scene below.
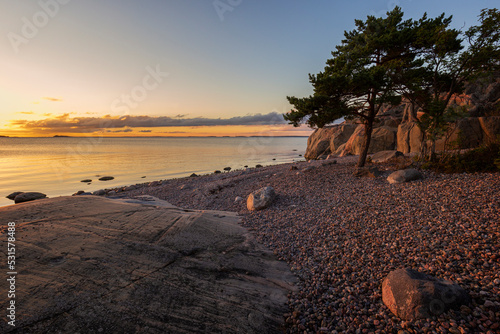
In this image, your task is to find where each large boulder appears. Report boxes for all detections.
[329,124,357,152]
[382,268,470,320]
[369,126,398,152]
[397,122,423,154]
[478,116,500,144]
[14,192,47,204]
[387,169,423,184]
[304,126,338,160]
[247,187,276,211]
[342,125,397,156]
[434,117,483,151]
[304,124,358,159]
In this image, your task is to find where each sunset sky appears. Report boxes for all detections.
[1,0,498,137]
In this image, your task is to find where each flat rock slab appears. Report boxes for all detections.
[371,150,404,163]
[0,196,296,333]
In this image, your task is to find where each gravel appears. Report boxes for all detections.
[111,157,500,333]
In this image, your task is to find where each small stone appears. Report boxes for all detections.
[98,176,114,181]
[483,300,495,308]
[353,167,381,178]
[93,189,106,196]
[460,305,472,314]
[80,179,92,183]
[190,173,198,177]
[224,167,231,171]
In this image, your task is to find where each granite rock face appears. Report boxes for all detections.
[382,268,471,320]
[0,196,297,333]
[305,75,500,159]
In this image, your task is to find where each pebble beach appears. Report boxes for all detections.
[108,156,499,333]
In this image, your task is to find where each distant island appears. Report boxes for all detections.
[53,135,71,137]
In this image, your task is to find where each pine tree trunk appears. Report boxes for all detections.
[419,132,427,160]
[429,139,437,162]
[357,121,373,168]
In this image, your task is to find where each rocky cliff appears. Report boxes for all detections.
[305,74,500,160]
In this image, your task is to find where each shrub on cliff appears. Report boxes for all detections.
[422,140,500,173]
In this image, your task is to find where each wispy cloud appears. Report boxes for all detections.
[17,111,35,115]
[42,97,63,102]
[11,112,287,133]
[106,128,134,133]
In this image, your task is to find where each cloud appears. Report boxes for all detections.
[139,130,152,133]
[17,111,35,115]
[106,128,134,133]
[11,112,288,133]
[42,97,63,102]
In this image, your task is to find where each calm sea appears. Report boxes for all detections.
[0,136,307,207]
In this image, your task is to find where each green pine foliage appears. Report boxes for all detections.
[286,7,500,166]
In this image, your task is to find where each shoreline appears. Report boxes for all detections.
[2,156,499,332]
[0,136,308,208]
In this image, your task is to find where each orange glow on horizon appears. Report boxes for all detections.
[0,125,313,138]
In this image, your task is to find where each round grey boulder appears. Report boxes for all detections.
[387,168,423,184]
[382,268,470,320]
[247,186,276,211]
